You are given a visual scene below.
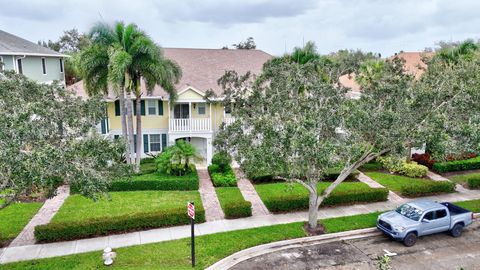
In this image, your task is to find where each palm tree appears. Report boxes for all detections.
[437,40,479,65]
[78,21,181,171]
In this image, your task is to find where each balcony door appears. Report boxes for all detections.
[174,104,189,119]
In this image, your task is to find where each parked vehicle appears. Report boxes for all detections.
[377,200,474,246]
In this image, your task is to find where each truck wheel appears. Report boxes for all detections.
[450,224,464,237]
[403,232,417,247]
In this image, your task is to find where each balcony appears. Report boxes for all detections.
[169,118,211,132]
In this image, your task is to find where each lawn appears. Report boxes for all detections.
[215,187,252,218]
[359,161,383,171]
[109,171,199,191]
[0,201,43,246]
[1,212,380,270]
[448,173,480,189]
[365,172,456,197]
[35,191,205,242]
[52,191,201,223]
[455,199,480,213]
[255,182,388,212]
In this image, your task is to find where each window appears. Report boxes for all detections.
[435,210,447,219]
[59,59,64,73]
[147,100,157,115]
[41,58,47,75]
[17,58,23,74]
[423,211,434,221]
[198,103,206,115]
[0,56,3,71]
[150,134,161,152]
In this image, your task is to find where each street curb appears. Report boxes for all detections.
[207,213,480,270]
[206,227,381,270]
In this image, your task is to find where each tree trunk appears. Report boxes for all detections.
[134,95,142,173]
[119,89,130,164]
[406,143,412,163]
[125,93,135,165]
[308,190,319,229]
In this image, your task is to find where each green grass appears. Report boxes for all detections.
[215,187,246,207]
[139,161,157,174]
[52,191,202,224]
[455,199,480,213]
[215,187,252,218]
[255,182,375,198]
[449,173,480,189]
[359,161,383,171]
[0,202,42,246]
[0,212,380,270]
[365,172,456,197]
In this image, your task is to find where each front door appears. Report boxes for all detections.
[174,104,189,119]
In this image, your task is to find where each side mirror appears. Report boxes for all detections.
[422,219,430,223]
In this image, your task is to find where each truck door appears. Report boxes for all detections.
[432,209,450,233]
[420,209,450,235]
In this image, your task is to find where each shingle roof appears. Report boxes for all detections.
[69,48,272,99]
[0,29,66,57]
[339,51,434,92]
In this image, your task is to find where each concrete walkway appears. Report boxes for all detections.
[234,169,270,216]
[358,172,404,203]
[427,170,471,193]
[198,169,225,221]
[1,189,479,264]
[8,186,70,247]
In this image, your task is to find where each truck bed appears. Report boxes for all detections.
[441,202,471,216]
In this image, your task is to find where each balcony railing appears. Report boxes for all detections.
[169,118,211,132]
[223,117,235,126]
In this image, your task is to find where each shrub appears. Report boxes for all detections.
[209,167,237,187]
[324,168,360,181]
[467,178,480,189]
[258,184,389,213]
[216,187,252,219]
[411,153,436,169]
[432,156,480,173]
[35,207,206,242]
[156,140,198,176]
[211,152,232,173]
[400,181,456,197]
[247,169,359,184]
[399,162,428,178]
[377,156,428,178]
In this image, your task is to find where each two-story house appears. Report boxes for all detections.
[69,48,272,164]
[0,30,67,84]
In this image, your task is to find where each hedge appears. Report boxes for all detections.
[432,156,480,173]
[35,207,206,242]
[399,181,456,197]
[256,183,389,213]
[468,178,480,189]
[208,165,237,187]
[248,168,360,184]
[215,187,252,219]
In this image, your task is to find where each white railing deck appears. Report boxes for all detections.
[169,118,211,132]
[223,117,235,126]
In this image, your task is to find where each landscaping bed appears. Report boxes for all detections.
[247,168,360,184]
[215,187,252,219]
[432,156,480,173]
[448,172,480,189]
[34,191,205,242]
[255,182,388,213]
[109,171,199,191]
[208,165,237,187]
[0,201,43,247]
[365,172,456,197]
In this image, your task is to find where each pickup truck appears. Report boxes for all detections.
[377,200,474,247]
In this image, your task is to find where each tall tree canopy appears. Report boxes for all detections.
[0,71,129,207]
[232,37,256,50]
[215,46,480,230]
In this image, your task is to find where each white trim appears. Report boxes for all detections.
[41,57,47,75]
[177,86,205,97]
[0,52,69,57]
[147,99,157,115]
[16,58,23,74]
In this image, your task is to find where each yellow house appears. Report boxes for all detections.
[69,48,272,164]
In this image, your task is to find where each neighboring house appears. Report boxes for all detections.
[69,48,272,164]
[0,30,67,84]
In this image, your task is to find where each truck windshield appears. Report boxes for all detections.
[396,204,423,221]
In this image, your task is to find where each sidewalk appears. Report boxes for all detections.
[1,189,479,264]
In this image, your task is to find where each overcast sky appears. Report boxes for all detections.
[1,0,479,57]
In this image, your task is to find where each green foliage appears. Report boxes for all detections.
[377,254,392,270]
[35,207,205,242]
[216,187,252,219]
[377,156,428,178]
[255,182,388,213]
[247,168,359,184]
[109,171,199,191]
[0,71,130,204]
[359,161,383,171]
[209,166,237,187]
[455,199,480,213]
[432,156,480,173]
[467,178,480,189]
[450,173,480,189]
[156,140,198,176]
[366,172,456,197]
[0,202,43,247]
[211,152,232,172]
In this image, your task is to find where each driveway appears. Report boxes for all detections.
[231,222,480,270]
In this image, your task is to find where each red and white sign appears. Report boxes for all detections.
[187,202,195,219]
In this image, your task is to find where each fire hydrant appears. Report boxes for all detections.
[102,247,117,266]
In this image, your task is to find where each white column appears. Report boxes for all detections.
[189,101,192,131]
[167,100,171,131]
[209,102,212,131]
[206,137,213,165]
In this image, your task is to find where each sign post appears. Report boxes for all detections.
[187,201,195,267]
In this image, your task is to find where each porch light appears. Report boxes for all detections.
[102,247,117,266]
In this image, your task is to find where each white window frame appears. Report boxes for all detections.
[147,100,157,115]
[149,134,161,152]
[17,58,23,74]
[59,58,64,73]
[41,57,47,75]
[198,103,206,115]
